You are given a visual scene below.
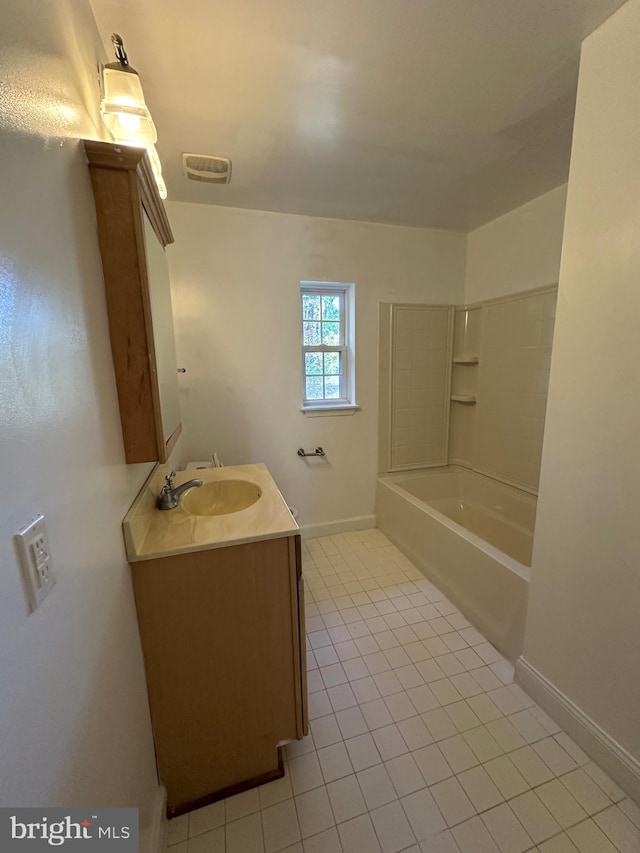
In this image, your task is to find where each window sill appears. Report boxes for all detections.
[300,404,361,418]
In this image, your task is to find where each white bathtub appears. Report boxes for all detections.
[376,466,535,661]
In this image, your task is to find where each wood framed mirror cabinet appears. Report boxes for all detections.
[84,139,181,463]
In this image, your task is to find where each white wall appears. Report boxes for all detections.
[521,0,640,780]
[465,185,567,303]
[166,203,466,529]
[0,1,160,844]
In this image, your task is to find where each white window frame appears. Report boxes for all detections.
[300,282,358,415]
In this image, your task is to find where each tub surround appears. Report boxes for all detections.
[448,305,482,468]
[378,303,454,471]
[123,463,298,561]
[377,466,532,661]
[379,286,556,498]
[376,288,548,667]
[472,287,556,493]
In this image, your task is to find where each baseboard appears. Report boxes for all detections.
[146,784,167,853]
[516,656,640,803]
[300,515,376,539]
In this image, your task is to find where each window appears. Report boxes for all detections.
[300,282,356,412]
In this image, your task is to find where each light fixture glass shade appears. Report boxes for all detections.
[101,64,157,144]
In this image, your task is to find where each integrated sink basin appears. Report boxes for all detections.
[181,479,262,517]
[123,463,299,560]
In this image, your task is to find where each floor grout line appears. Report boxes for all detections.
[164,529,637,853]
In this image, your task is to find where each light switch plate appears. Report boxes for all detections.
[15,514,56,611]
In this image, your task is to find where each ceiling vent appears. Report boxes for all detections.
[182,153,232,184]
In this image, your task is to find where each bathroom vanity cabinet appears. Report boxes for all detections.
[84,140,182,463]
[130,533,307,816]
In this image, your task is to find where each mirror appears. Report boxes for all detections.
[144,215,181,445]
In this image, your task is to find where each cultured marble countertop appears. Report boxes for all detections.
[123,463,299,562]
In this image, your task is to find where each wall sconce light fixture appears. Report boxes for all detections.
[100,33,167,198]
[101,33,156,144]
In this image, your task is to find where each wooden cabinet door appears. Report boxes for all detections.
[298,573,308,736]
[289,535,308,737]
[132,538,299,813]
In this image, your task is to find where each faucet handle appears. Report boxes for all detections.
[164,471,176,490]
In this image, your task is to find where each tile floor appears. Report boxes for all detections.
[166,530,640,853]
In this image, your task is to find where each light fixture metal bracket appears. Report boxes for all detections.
[111,32,130,68]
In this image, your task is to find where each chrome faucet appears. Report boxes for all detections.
[156,471,203,510]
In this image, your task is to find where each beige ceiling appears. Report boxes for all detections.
[90,0,625,231]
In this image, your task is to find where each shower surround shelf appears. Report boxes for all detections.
[451,395,477,403]
[453,355,479,364]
